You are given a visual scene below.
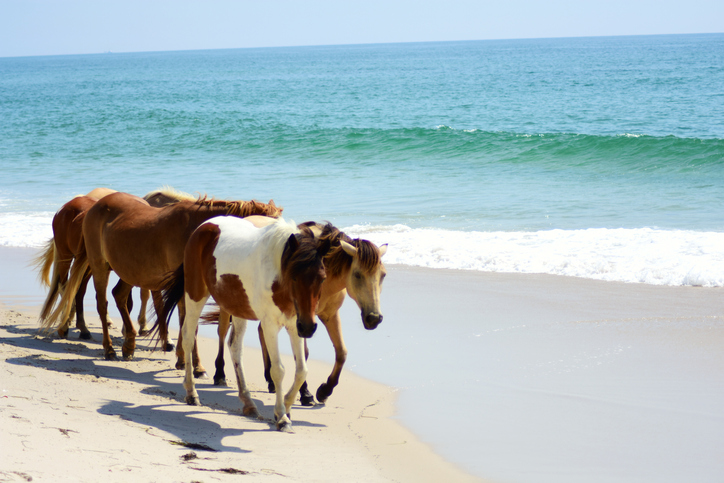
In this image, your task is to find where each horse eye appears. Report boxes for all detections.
[354,271,362,279]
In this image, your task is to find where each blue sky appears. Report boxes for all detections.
[1,0,722,57]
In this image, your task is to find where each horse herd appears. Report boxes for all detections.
[33,187,388,431]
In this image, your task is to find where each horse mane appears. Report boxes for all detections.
[313,223,381,277]
[143,186,196,204]
[280,223,330,284]
[194,195,282,218]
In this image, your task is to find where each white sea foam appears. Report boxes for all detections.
[2,212,722,287]
[0,212,53,248]
[344,224,724,287]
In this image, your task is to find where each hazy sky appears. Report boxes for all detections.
[1,0,722,57]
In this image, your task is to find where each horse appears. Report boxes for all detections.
[207,219,387,406]
[40,192,282,364]
[160,216,329,431]
[33,187,196,339]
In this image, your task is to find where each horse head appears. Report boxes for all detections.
[341,239,387,330]
[281,229,330,338]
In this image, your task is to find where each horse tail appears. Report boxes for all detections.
[37,240,65,325]
[30,238,56,287]
[42,239,89,332]
[200,306,220,325]
[151,264,185,337]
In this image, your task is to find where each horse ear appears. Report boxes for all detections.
[317,236,332,257]
[287,233,300,252]
[340,240,357,257]
[378,244,388,257]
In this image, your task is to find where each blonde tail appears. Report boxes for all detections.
[42,242,89,333]
[30,238,55,287]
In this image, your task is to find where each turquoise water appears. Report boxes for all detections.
[2,34,724,283]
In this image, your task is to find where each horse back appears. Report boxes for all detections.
[53,195,97,258]
[185,218,260,320]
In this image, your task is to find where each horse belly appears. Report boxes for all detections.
[211,273,258,320]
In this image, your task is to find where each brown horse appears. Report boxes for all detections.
[34,187,196,339]
[159,216,329,431]
[41,192,281,363]
[34,188,117,339]
[209,218,387,406]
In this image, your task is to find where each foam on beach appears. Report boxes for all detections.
[3,212,722,287]
[345,224,724,287]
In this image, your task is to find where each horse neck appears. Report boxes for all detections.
[181,202,239,226]
[263,220,299,276]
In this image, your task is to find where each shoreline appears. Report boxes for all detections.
[3,245,724,481]
[0,246,481,482]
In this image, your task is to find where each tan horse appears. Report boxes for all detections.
[33,187,196,339]
[41,192,282,362]
[208,218,387,406]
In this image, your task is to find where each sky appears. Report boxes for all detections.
[1,0,723,58]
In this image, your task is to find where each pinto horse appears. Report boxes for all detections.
[164,217,330,430]
[41,192,281,363]
[208,220,387,406]
[34,187,196,339]
[160,216,329,431]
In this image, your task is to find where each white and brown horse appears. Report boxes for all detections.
[160,216,329,431]
[208,220,387,406]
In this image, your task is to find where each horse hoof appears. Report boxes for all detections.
[57,329,68,339]
[300,394,316,407]
[78,331,92,340]
[213,378,228,387]
[276,420,292,432]
[316,384,332,404]
[267,382,276,394]
[164,342,175,352]
[185,396,200,406]
[138,329,149,336]
[242,407,260,419]
[123,353,134,361]
[193,371,208,379]
[105,351,117,361]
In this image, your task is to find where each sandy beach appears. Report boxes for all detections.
[3,245,724,482]
[0,247,480,482]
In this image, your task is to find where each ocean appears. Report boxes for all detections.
[2,33,724,482]
[1,33,723,287]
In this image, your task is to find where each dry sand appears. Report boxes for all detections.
[0,305,479,483]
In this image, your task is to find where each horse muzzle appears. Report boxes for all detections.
[363,312,383,330]
[296,318,318,338]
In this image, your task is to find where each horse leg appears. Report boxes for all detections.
[55,259,73,339]
[283,325,309,429]
[137,288,150,335]
[298,339,315,406]
[73,270,92,340]
[261,321,290,430]
[228,316,260,418]
[258,323,275,393]
[92,268,116,360]
[186,296,207,379]
[214,310,231,386]
[111,279,137,360]
[152,291,175,352]
[181,295,206,405]
[316,312,347,403]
